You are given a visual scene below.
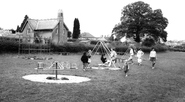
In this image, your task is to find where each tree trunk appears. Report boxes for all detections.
[135,32,141,43]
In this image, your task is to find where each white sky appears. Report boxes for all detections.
[0,0,185,40]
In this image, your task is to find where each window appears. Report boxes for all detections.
[27,27,31,33]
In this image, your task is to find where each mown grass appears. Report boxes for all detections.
[1,52,185,102]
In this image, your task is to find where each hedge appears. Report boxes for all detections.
[0,40,170,54]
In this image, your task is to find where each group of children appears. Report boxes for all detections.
[123,47,157,77]
[100,48,117,67]
[81,46,157,77]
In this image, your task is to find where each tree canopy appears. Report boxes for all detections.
[72,18,81,39]
[112,1,168,43]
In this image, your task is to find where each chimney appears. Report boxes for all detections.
[57,9,64,44]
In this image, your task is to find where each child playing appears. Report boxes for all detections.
[136,48,144,66]
[127,46,135,64]
[87,50,92,68]
[109,48,117,67]
[81,52,89,71]
[100,54,111,67]
[123,60,129,77]
[101,54,107,64]
[149,48,157,69]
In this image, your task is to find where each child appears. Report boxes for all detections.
[101,54,107,64]
[87,50,92,68]
[123,60,129,77]
[100,54,111,67]
[136,48,144,66]
[149,48,157,69]
[109,48,117,66]
[81,52,89,71]
[127,46,135,64]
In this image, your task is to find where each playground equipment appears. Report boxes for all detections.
[35,61,78,79]
[90,40,137,69]
[91,40,119,68]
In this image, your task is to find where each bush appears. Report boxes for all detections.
[140,44,168,53]
[168,45,185,52]
[0,38,169,54]
[51,43,94,53]
[0,40,19,53]
[142,38,155,47]
[90,40,99,45]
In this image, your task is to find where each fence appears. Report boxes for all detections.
[18,35,51,55]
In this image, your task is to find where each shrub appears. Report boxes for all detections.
[0,40,19,53]
[0,38,169,54]
[90,40,99,45]
[51,43,94,53]
[140,44,168,53]
[168,45,185,52]
[142,38,155,47]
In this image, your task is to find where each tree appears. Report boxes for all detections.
[112,1,168,43]
[72,18,81,39]
[19,15,29,32]
[16,25,20,32]
[10,29,16,34]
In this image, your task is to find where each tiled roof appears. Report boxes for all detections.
[28,19,68,30]
[28,19,59,30]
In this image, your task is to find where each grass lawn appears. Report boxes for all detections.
[1,52,185,102]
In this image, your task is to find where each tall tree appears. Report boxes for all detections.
[72,18,81,39]
[112,1,168,43]
[20,15,29,32]
[16,25,20,32]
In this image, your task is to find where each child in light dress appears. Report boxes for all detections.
[136,48,144,66]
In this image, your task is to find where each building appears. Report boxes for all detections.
[19,10,69,45]
[79,32,96,40]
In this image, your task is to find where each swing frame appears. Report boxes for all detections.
[91,40,117,68]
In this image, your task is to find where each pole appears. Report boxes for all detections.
[18,34,20,56]
[55,62,58,79]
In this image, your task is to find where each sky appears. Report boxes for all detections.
[0,0,185,40]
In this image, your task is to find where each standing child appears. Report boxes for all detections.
[136,48,144,66]
[81,52,89,71]
[149,48,157,69]
[123,60,129,77]
[87,50,92,68]
[127,46,135,64]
